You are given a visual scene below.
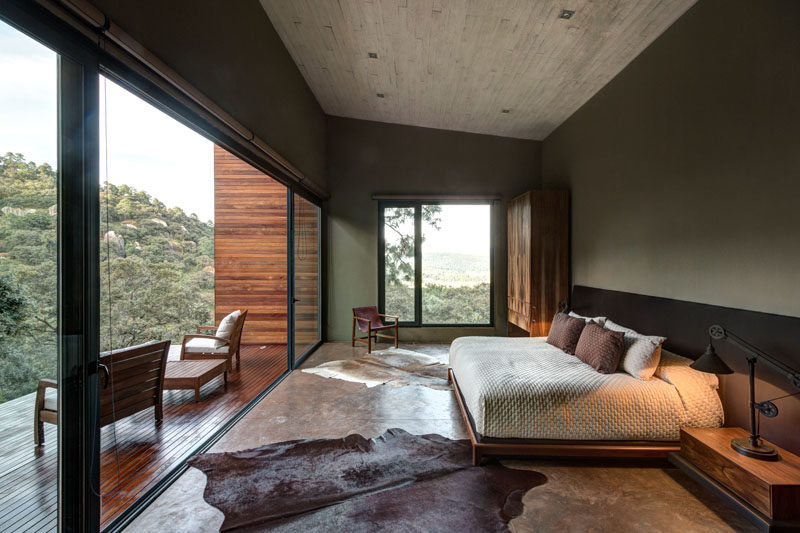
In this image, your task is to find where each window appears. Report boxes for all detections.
[379,201,493,326]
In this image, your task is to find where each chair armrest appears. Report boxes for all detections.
[36,379,57,412]
[38,378,57,389]
[196,325,216,334]
[182,334,230,344]
[353,315,373,332]
[378,314,399,324]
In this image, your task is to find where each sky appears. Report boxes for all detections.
[423,204,491,256]
[0,20,57,168]
[0,20,215,222]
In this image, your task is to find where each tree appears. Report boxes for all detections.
[0,274,39,403]
[383,205,441,284]
[0,274,27,337]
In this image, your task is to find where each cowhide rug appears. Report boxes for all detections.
[301,348,450,390]
[188,428,546,532]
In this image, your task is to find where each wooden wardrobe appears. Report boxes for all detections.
[507,190,569,336]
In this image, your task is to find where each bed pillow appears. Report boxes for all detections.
[605,319,666,380]
[568,311,607,326]
[574,323,626,374]
[546,313,586,355]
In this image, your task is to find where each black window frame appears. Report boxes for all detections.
[378,200,494,328]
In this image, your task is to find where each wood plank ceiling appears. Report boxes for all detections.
[259,0,696,140]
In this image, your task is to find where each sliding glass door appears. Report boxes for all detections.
[0,6,102,531]
[0,19,61,532]
[97,76,295,527]
[291,192,321,365]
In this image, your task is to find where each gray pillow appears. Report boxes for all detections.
[604,319,666,380]
[568,311,607,326]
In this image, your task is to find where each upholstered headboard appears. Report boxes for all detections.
[571,285,800,455]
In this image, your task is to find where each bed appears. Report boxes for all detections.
[449,336,724,464]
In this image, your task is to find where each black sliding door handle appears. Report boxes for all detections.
[98,363,110,389]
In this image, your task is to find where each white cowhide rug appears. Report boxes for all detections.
[301,348,450,390]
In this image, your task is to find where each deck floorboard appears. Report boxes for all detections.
[0,344,287,532]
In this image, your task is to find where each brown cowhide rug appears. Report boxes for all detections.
[301,348,450,390]
[188,428,546,532]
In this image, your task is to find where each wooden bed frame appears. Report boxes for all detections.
[448,368,680,465]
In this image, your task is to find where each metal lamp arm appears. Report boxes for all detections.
[710,325,800,390]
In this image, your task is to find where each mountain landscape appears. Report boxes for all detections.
[0,153,215,403]
[386,251,491,325]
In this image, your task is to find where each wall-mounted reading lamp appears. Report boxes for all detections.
[690,324,800,461]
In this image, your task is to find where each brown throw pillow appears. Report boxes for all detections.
[574,323,626,374]
[546,313,586,355]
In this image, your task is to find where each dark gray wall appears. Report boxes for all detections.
[542,0,800,319]
[326,117,541,341]
[92,0,327,190]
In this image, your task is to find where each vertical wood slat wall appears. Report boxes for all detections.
[214,145,288,344]
[507,190,569,337]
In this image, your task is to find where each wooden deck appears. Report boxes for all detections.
[0,344,287,532]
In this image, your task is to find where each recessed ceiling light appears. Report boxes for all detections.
[368,52,378,58]
[559,9,575,19]
[501,109,511,114]
[376,93,385,98]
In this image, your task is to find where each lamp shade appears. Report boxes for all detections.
[690,343,734,375]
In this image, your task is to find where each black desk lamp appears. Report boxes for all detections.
[690,324,800,461]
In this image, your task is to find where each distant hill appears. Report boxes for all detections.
[422,251,490,286]
[0,152,214,403]
[386,250,492,323]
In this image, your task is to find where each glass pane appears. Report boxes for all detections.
[293,194,320,358]
[99,76,215,355]
[421,204,491,324]
[383,207,415,322]
[0,20,59,532]
[98,77,288,526]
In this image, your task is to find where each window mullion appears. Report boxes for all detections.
[414,204,422,326]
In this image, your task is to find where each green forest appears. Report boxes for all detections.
[385,254,491,325]
[0,153,215,403]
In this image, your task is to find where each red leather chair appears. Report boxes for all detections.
[352,306,399,353]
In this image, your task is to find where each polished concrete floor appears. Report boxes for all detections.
[124,342,757,532]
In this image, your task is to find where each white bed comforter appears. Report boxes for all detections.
[449,336,723,441]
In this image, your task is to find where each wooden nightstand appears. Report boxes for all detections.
[669,427,800,532]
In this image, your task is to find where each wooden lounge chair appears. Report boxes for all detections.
[34,340,170,445]
[180,309,248,371]
[352,306,399,354]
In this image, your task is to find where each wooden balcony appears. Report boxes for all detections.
[0,344,287,532]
